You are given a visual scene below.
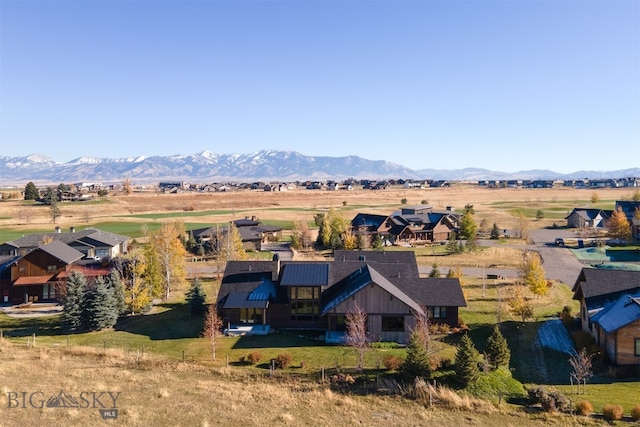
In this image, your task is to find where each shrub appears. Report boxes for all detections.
[247,351,262,364]
[575,400,593,416]
[273,353,293,369]
[602,404,623,421]
[630,403,640,421]
[382,354,403,371]
[527,386,570,413]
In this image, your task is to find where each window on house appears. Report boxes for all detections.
[635,338,640,357]
[290,286,320,321]
[46,265,57,273]
[382,316,405,332]
[431,306,447,319]
[19,266,25,273]
[240,308,263,324]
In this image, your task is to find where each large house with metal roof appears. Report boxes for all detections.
[572,268,640,368]
[217,250,466,343]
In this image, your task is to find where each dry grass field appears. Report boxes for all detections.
[0,341,601,427]
[0,184,635,233]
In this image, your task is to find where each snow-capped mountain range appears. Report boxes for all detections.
[0,151,638,184]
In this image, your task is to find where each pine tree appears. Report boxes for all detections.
[490,223,500,240]
[455,334,481,387]
[24,181,39,201]
[84,277,118,331]
[107,270,126,316]
[372,233,383,250]
[401,313,431,380]
[186,278,207,316]
[459,204,478,241]
[485,325,511,370]
[62,271,86,333]
[428,263,441,278]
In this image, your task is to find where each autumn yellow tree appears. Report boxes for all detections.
[122,253,153,314]
[508,285,534,322]
[606,206,632,241]
[147,221,187,300]
[520,251,548,296]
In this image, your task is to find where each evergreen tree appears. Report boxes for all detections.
[107,269,126,316]
[455,334,481,387]
[485,325,511,370]
[459,204,478,241]
[372,233,383,250]
[446,231,459,253]
[62,271,86,333]
[24,181,39,201]
[401,313,432,381]
[186,278,207,316]
[428,263,441,278]
[490,223,501,240]
[84,277,118,331]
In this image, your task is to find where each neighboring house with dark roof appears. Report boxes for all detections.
[217,250,466,343]
[189,217,283,252]
[351,205,460,247]
[5,241,84,304]
[572,267,640,367]
[565,208,612,229]
[0,227,129,260]
[0,229,129,304]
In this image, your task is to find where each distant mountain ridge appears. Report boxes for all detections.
[0,151,638,184]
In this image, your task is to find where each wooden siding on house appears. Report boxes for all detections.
[610,319,640,366]
[326,283,415,342]
[329,283,415,316]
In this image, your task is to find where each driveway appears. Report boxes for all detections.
[0,303,63,318]
[529,228,585,287]
[421,229,584,286]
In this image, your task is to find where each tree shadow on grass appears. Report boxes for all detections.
[231,333,323,349]
[114,302,203,340]
[0,314,63,337]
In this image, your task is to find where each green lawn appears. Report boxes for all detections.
[556,381,640,414]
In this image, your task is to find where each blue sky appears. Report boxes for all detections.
[1,0,638,173]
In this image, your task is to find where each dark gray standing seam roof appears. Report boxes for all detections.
[280,263,330,286]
